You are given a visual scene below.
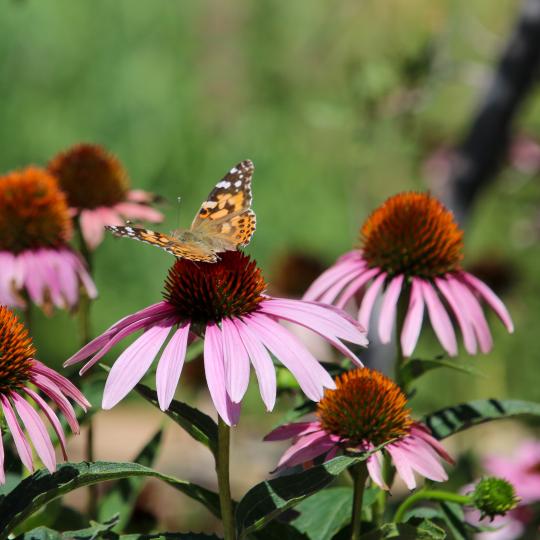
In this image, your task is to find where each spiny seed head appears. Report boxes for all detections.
[0,167,72,253]
[360,192,464,278]
[164,251,266,324]
[48,143,129,209]
[472,477,520,520]
[317,368,413,446]
[0,306,35,391]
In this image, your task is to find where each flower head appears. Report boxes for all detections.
[0,306,89,481]
[471,477,520,520]
[65,251,367,426]
[0,167,96,312]
[304,192,514,357]
[265,367,453,490]
[48,143,163,250]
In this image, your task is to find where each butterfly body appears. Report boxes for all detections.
[105,160,256,263]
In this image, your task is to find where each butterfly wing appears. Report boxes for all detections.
[190,160,256,248]
[105,225,218,262]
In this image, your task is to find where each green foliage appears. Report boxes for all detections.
[362,521,447,539]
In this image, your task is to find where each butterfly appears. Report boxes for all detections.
[105,160,256,263]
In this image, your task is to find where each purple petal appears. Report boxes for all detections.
[319,267,365,305]
[234,319,276,411]
[420,280,458,356]
[156,323,190,411]
[0,394,33,472]
[435,277,477,354]
[222,318,251,404]
[24,387,68,461]
[203,324,241,426]
[264,421,321,441]
[400,278,425,357]
[102,322,173,409]
[386,444,416,490]
[358,272,386,330]
[11,392,56,473]
[448,277,493,353]
[378,275,404,344]
[245,313,334,401]
[460,272,514,333]
[335,268,380,309]
[303,252,364,301]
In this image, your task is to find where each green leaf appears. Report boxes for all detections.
[362,521,446,539]
[97,429,164,530]
[135,383,218,456]
[0,461,220,538]
[120,534,220,540]
[422,399,540,440]
[399,356,483,387]
[236,448,386,539]
[438,502,469,540]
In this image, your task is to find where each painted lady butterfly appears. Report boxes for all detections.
[105,160,256,262]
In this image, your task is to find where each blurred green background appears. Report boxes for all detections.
[1,0,539,529]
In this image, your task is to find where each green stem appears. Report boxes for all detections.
[217,417,235,540]
[393,489,472,523]
[350,463,369,540]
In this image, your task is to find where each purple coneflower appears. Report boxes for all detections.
[265,367,453,490]
[48,143,163,250]
[303,192,514,357]
[65,251,367,426]
[0,306,89,480]
[0,167,96,312]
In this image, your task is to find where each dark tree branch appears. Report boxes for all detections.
[445,0,540,224]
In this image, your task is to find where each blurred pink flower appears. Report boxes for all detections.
[65,252,367,426]
[0,167,96,313]
[48,143,163,250]
[265,368,453,490]
[0,306,89,481]
[304,192,513,357]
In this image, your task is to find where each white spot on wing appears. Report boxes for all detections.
[216,181,231,188]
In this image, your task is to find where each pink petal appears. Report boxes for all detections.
[127,189,155,203]
[435,277,477,355]
[420,280,458,356]
[448,277,493,353]
[0,252,21,306]
[24,387,68,461]
[400,277,425,357]
[367,451,388,490]
[264,421,321,441]
[156,323,190,411]
[303,253,364,301]
[410,424,454,464]
[335,267,380,309]
[396,438,448,482]
[0,427,4,483]
[358,272,387,330]
[319,267,365,305]
[460,272,514,333]
[114,202,164,222]
[246,313,334,401]
[378,275,404,344]
[234,319,277,411]
[222,318,251,404]
[276,431,334,469]
[102,322,173,409]
[80,209,107,250]
[11,392,56,473]
[386,444,417,490]
[203,324,240,426]
[0,395,33,472]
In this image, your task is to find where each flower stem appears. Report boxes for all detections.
[393,489,472,523]
[217,417,235,540]
[350,462,369,540]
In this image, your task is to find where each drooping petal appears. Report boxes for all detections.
[400,278,425,357]
[222,318,251,404]
[0,252,22,306]
[358,272,387,330]
[435,277,477,355]
[234,319,277,411]
[80,209,107,250]
[24,387,68,460]
[102,322,174,409]
[11,391,56,473]
[367,451,388,490]
[460,272,514,332]
[246,313,335,401]
[410,424,454,464]
[386,444,417,490]
[276,431,334,469]
[203,323,241,426]
[156,323,190,411]
[114,201,164,222]
[396,438,448,482]
[0,426,4,483]
[420,280,458,356]
[335,268,380,309]
[0,394,33,472]
[447,277,493,353]
[264,421,321,441]
[319,267,365,305]
[378,275,404,344]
